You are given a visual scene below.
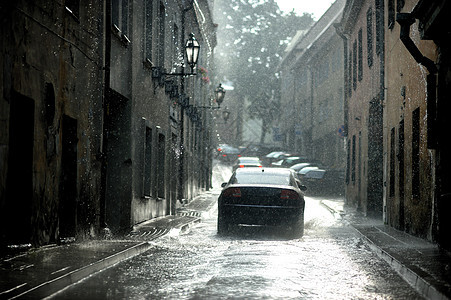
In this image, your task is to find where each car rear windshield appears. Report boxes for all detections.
[232,173,291,185]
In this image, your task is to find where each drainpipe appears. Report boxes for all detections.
[396,12,437,149]
[100,0,112,230]
[396,13,437,74]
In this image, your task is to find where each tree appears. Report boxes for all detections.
[214,0,313,144]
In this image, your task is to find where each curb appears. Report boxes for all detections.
[37,216,201,298]
[3,194,212,299]
[353,227,449,300]
[321,200,449,300]
[10,242,153,299]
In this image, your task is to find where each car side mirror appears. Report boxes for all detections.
[299,185,307,191]
[221,182,227,188]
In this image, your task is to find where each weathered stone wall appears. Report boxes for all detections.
[0,1,104,246]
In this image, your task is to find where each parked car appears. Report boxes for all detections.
[265,151,285,158]
[297,166,320,180]
[279,156,311,168]
[262,151,290,166]
[303,169,345,196]
[215,144,228,156]
[290,162,316,172]
[218,145,241,163]
[217,167,307,237]
[232,156,263,172]
[271,159,284,167]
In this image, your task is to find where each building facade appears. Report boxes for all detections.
[278,0,346,170]
[384,0,450,250]
[1,0,217,248]
[338,0,451,250]
[383,0,437,239]
[337,0,385,217]
[1,1,105,246]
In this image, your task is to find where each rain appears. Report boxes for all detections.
[1,0,450,299]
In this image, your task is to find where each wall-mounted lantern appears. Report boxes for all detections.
[197,83,227,110]
[153,33,200,78]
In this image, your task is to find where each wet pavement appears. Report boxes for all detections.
[322,197,451,300]
[1,191,450,299]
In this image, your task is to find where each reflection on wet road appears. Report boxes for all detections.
[51,165,422,299]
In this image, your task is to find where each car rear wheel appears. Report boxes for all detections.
[217,216,229,235]
[290,215,304,238]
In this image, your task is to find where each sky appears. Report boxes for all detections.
[275,0,336,20]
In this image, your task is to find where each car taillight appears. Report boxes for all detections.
[280,189,298,199]
[238,154,241,157]
[239,165,245,168]
[223,187,241,197]
[222,154,227,157]
[258,165,263,168]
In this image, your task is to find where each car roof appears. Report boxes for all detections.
[238,156,260,160]
[235,167,292,175]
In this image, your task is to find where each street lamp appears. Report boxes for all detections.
[214,83,226,107]
[153,33,200,77]
[197,83,227,110]
[185,33,200,73]
[222,108,230,123]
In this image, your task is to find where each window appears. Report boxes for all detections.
[358,131,362,192]
[367,8,373,67]
[44,83,56,127]
[158,2,165,67]
[157,133,165,198]
[412,108,420,199]
[358,29,363,81]
[388,0,395,29]
[398,119,405,200]
[121,0,128,35]
[144,0,153,60]
[389,127,395,197]
[352,135,356,183]
[112,0,129,35]
[233,173,291,185]
[143,127,152,197]
[172,24,180,70]
[352,40,357,90]
[346,140,351,184]
[375,0,383,56]
[349,50,352,95]
[398,119,405,229]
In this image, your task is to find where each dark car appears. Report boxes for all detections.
[218,145,241,163]
[279,156,311,168]
[271,156,309,167]
[217,167,307,237]
[262,151,290,166]
[302,169,345,196]
[290,162,316,172]
[232,156,263,172]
